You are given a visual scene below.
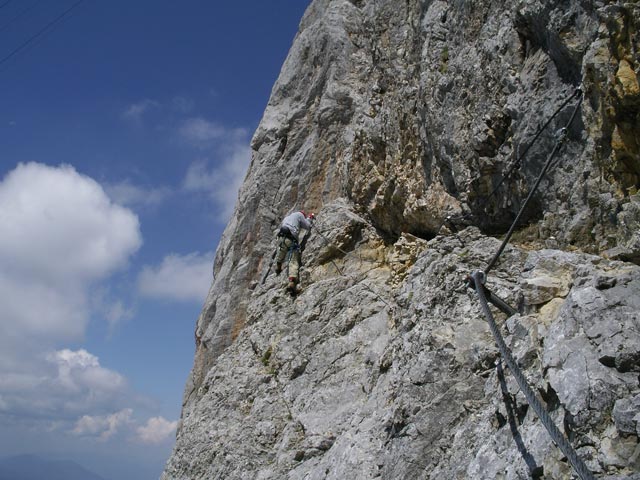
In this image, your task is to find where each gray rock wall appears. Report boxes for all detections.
[164,1,640,478]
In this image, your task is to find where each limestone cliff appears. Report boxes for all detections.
[163,1,640,479]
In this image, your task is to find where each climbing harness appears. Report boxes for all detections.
[469,88,595,480]
[261,219,312,291]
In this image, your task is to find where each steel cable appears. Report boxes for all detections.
[484,93,583,275]
[471,87,595,479]
[470,271,595,480]
[487,88,582,201]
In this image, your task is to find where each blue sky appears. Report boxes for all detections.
[0,1,310,479]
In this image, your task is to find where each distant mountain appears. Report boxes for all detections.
[0,454,107,480]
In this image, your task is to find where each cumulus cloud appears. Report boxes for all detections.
[135,416,178,444]
[0,162,141,341]
[48,349,126,396]
[71,408,133,440]
[0,163,143,437]
[0,348,129,421]
[138,252,213,302]
[71,410,178,444]
[0,346,177,444]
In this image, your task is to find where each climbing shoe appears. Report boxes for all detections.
[287,277,296,291]
[275,262,282,275]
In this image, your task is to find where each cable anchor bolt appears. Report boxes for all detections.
[555,127,568,142]
[466,270,486,289]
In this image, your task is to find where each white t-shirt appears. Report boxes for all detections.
[281,212,312,240]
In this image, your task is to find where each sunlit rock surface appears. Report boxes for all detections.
[163,1,640,478]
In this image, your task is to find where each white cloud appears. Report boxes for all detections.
[0,162,141,341]
[122,99,160,122]
[71,410,178,444]
[0,162,141,281]
[176,116,252,220]
[183,143,251,220]
[72,408,133,440]
[0,163,143,438]
[104,179,171,209]
[138,252,213,302]
[104,300,135,329]
[135,416,178,444]
[179,117,247,146]
[0,348,130,421]
[90,288,136,333]
[0,345,174,445]
[48,349,126,395]
[179,117,225,143]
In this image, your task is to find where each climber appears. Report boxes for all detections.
[274,210,315,292]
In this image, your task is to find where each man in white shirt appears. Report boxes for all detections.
[275,210,314,292]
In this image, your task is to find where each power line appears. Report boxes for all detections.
[0,1,45,35]
[0,1,12,10]
[0,0,85,69]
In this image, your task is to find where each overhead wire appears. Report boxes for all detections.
[0,0,45,35]
[0,1,12,10]
[0,0,85,70]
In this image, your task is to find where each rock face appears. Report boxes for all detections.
[163,1,640,479]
